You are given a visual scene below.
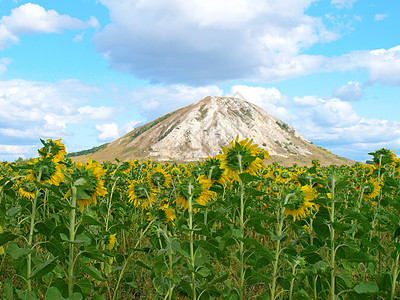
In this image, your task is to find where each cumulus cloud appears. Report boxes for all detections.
[0,57,11,76]
[331,0,357,9]
[0,79,101,139]
[130,84,223,119]
[374,14,388,21]
[94,0,337,85]
[0,144,33,154]
[0,4,98,50]
[229,85,293,120]
[96,123,119,141]
[332,81,363,101]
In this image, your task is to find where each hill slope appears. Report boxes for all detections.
[72,96,354,166]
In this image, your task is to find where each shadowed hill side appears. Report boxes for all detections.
[71,96,355,166]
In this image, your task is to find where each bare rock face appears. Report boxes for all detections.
[148,96,311,161]
[74,96,355,166]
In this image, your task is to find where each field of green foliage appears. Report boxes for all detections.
[1,138,400,299]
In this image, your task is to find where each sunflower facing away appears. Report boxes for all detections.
[28,158,65,186]
[38,138,67,162]
[147,164,171,189]
[219,136,269,181]
[284,185,319,221]
[175,175,214,210]
[16,177,36,200]
[68,158,107,212]
[127,179,156,209]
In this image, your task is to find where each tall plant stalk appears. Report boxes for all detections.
[68,185,77,297]
[188,183,196,300]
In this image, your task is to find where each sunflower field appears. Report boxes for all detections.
[1,138,400,299]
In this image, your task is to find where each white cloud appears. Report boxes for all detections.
[0,57,11,75]
[331,0,357,9]
[0,4,98,50]
[229,85,293,120]
[121,120,142,134]
[0,144,32,154]
[332,81,363,101]
[96,123,119,141]
[374,14,388,21]
[94,0,337,84]
[77,105,114,120]
[130,85,223,119]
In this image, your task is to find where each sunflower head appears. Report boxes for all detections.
[128,179,155,208]
[29,157,64,186]
[107,234,117,250]
[175,175,214,210]
[368,148,396,166]
[17,177,36,199]
[70,159,107,212]
[219,136,267,181]
[38,139,67,162]
[284,185,318,221]
[147,165,171,188]
[363,178,380,200]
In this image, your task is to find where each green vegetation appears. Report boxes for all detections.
[66,143,109,157]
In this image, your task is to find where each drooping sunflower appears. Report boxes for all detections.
[368,148,396,167]
[28,158,64,186]
[175,175,214,210]
[284,185,319,221]
[363,178,381,200]
[219,136,268,181]
[147,165,171,189]
[107,233,117,251]
[16,177,36,200]
[127,179,156,209]
[38,138,67,162]
[67,159,107,212]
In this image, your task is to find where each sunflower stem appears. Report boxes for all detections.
[112,219,155,300]
[68,185,77,297]
[188,182,197,300]
[27,167,43,292]
[271,193,292,300]
[391,251,400,300]
[26,188,40,292]
[329,176,336,300]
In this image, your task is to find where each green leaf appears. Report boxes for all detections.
[353,282,379,294]
[6,242,31,259]
[81,245,104,262]
[7,206,21,216]
[45,287,65,300]
[4,278,14,300]
[76,279,91,296]
[16,290,39,300]
[154,277,168,294]
[81,264,106,281]
[0,231,18,246]
[196,266,212,278]
[82,215,102,226]
[29,256,59,279]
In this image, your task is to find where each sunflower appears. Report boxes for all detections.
[147,201,177,224]
[28,158,64,186]
[68,159,107,212]
[201,157,227,185]
[38,138,67,162]
[127,179,156,209]
[368,148,396,166]
[363,178,381,200]
[219,136,268,181]
[107,233,117,250]
[284,185,319,221]
[175,175,214,210]
[147,165,171,189]
[16,177,36,200]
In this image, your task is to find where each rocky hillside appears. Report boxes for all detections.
[72,96,355,166]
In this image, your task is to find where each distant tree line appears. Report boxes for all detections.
[66,143,109,157]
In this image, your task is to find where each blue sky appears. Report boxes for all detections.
[0,0,399,162]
